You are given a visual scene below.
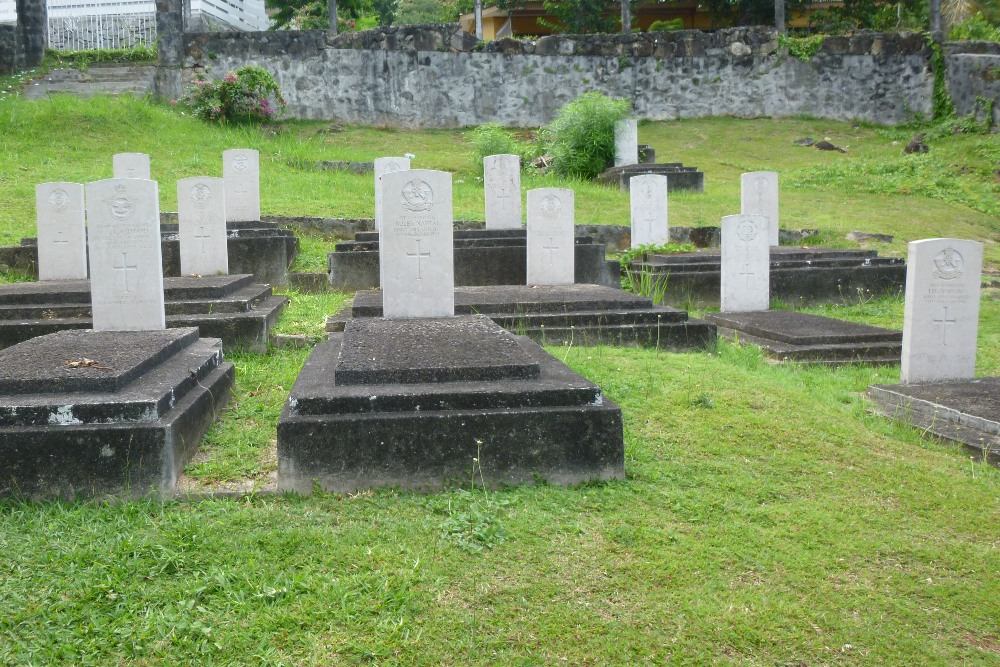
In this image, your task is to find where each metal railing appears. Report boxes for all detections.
[47,11,157,50]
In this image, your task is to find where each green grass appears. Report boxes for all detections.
[0,94,999,665]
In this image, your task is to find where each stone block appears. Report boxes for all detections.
[868,378,1000,466]
[630,247,906,309]
[0,328,233,499]
[707,310,901,364]
[0,274,286,353]
[278,316,624,493]
[339,284,717,351]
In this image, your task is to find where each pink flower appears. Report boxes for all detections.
[170,99,177,106]
[224,72,238,84]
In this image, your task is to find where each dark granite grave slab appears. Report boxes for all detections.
[330,284,716,350]
[630,247,906,308]
[0,275,287,353]
[705,310,902,364]
[595,163,705,192]
[11,219,299,286]
[0,328,234,499]
[0,328,198,394]
[328,230,618,290]
[335,316,540,385]
[278,316,624,493]
[868,378,1000,467]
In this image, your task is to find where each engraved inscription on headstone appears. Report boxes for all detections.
[36,182,88,281]
[527,188,575,286]
[223,149,261,222]
[112,152,151,180]
[614,119,638,168]
[484,154,522,230]
[720,213,770,312]
[374,156,411,231]
[741,171,779,246]
[379,169,454,318]
[85,178,166,331]
[178,176,229,276]
[629,174,668,248]
[900,238,983,384]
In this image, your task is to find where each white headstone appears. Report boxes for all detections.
[177,177,229,277]
[614,119,638,168]
[112,153,151,180]
[223,149,261,222]
[629,174,669,248]
[720,213,770,312]
[373,157,411,231]
[484,154,522,230]
[741,171,779,247]
[36,182,87,281]
[379,169,454,318]
[85,179,165,331]
[901,238,983,384]
[527,188,575,286]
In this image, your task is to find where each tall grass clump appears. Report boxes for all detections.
[541,92,632,179]
[469,122,531,174]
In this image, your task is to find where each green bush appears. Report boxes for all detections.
[180,66,286,124]
[949,12,1000,41]
[647,18,684,31]
[541,92,632,179]
[470,123,532,174]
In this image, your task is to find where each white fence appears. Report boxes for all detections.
[49,13,158,49]
[0,0,270,50]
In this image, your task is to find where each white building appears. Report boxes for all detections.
[0,0,268,49]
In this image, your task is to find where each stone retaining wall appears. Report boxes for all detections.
[180,26,938,126]
[945,41,1000,125]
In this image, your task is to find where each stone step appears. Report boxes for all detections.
[0,275,256,306]
[0,295,288,354]
[716,327,901,364]
[489,308,688,328]
[512,319,718,350]
[23,66,156,99]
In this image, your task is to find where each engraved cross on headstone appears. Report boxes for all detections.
[543,237,559,265]
[113,251,138,293]
[933,305,957,346]
[194,226,211,254]
[406,238,431,280]
[739,263,755,282]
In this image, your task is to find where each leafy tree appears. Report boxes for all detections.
[396,0,462,24]
[266,0,370,28]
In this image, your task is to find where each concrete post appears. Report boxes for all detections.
[775,0,785,35]
[156,0,184,67]
[155,0,185,102]
[929,0,942,34]
[474,0,483,40]
[621,0,631,34]
[15,0,46,69]
[329,0,338,36]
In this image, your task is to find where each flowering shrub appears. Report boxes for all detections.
[181,66,286,123]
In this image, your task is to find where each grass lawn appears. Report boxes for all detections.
[0,92,997,665]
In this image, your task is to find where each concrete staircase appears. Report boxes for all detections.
[23,65,156,99]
